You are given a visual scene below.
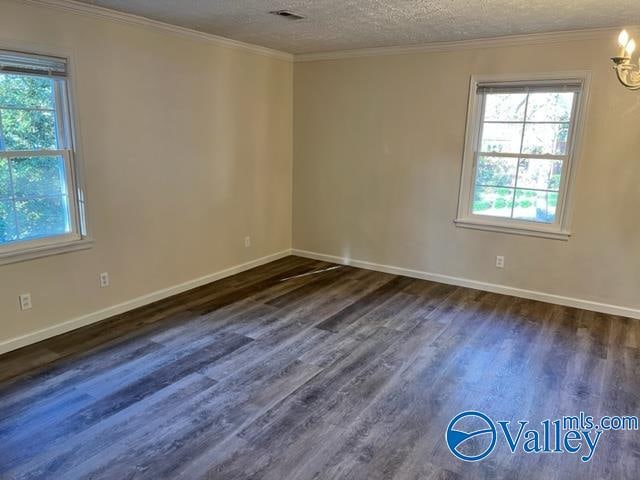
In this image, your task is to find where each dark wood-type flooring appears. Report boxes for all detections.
[1,256,639,479]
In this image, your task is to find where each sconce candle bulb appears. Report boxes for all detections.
[626,39,636,57]
[619,29,630,47]
[612,29,640,90]
[619,29,630,57]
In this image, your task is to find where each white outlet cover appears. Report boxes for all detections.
[19,293,32,310]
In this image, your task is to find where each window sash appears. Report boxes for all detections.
[472,154,564,222]
[0,149,81,254]
[0,75,71,152]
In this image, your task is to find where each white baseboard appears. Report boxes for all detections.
[292,248,640,320]
[0,250,292,355]
[4,247,637,355]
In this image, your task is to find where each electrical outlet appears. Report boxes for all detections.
[496,256,505,269]
[100,272,110,288]
[19,293,32,311]
[244,236,251,248]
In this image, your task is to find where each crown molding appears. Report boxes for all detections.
[294,26,632,62]
[21,0,294,62]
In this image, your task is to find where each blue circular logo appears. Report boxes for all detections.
[446,411,497,462]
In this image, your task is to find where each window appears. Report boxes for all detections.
[0,49,89,264]
[455,73,590,240]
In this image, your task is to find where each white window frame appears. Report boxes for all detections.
[0,45,91,265]
[454,72,591,240]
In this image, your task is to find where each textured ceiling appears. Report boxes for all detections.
[76,0,640,54]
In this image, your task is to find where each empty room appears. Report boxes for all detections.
[1,0,639,478]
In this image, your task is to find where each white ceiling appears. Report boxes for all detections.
[77,0,640,54]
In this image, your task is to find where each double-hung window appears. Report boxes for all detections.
[0,49,88,264]
[455,73,590,240]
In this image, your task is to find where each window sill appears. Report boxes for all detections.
[454,218,570,241]
[0,237,94,266]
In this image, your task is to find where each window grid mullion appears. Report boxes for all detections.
[476,184,559,194]
[0,149,67,158]
[6,157,20,240]
[484,120,570,125]
[12,192,68,201]
[0,105,56,113]
[510,93,530,218]
[477,152,567,161]
[0,108,5,150]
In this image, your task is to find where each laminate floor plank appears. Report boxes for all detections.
[6,373,217,480]
[1,256,639,480]
[0,335,164,415]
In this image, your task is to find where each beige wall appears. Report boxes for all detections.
[293,34,640,311]
[0,0,293,346]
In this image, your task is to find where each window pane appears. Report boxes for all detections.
[512,190,557,223]
[0,74,55,109]
[484,93,527,121]
[476,156,517,187]
[0,200,18,242]
[473,186,514,217]
[526,92,574,122]
[0,159,9,198]
[521,123,569,155]
[1,108,58,151]
[516,158,562,191]
[480,122,523,154]
[15,196,70,240]
[11,156,67,198]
